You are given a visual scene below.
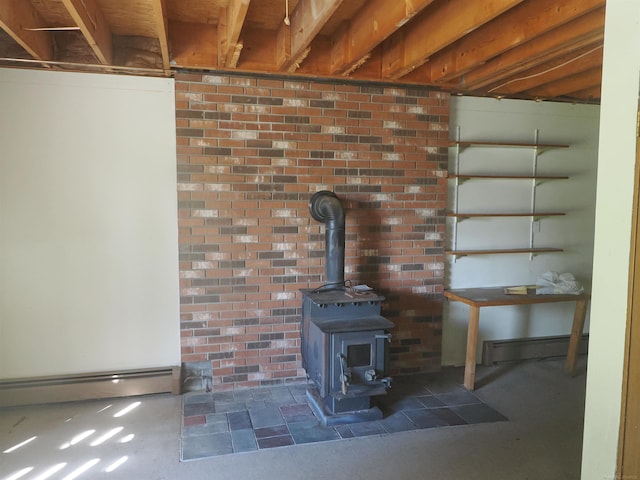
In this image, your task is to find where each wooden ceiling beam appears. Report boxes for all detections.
[487,46,603,95]
[151,0,170,70]
[0,0,54,61]
[329,0,435,75]
[459,8,605,90]
[278,0,344,71]
[566,85,601,100]
[380,0,525,80]
[524,66,602,98]
[60,0,113,65]
[218,0,250,68]
[423,0,604,84]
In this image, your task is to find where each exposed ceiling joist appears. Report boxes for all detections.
[60,0,113,64]
[219,0,250,68]
[526,66,602,98]
[410,0,605,85]
[381,0,525,79]
[459,7,605,91]
[0,0,53,61]
[0,0,606,103]
[278,0,344,71]
[151,0,171,70]
[489,46,603,95]
[329,0,435,75]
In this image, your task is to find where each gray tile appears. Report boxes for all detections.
[215,402,248,413]
[265,398,298,408]
[252,389,272,400]
[430,407,467,426]
[415,394,446,408]
[388,383,431,397]
[378,395,424,413]
[245,400,267,410]
[334,424,355,439]
[211,391,236,403]
[422,375,464,394]
[268,386,296,400]
[183,419,229,436]
[403,409,450,429]
[380,412,418,433]
[183,393,214,405]
[231,429,258,453]
[228,410,252,431]
[180,373,510,461]
[184,402,216,416]
[288,420,340,444]
[346,421,386,437]
[206,412,229,424]
[435,389,482,406]
[451,403,507,424]
[292,393,309,404]
[182,432,233,460]
[249,406,285,428]
[287,383,308,395]
[232,389,255,402]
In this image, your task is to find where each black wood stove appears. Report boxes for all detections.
[301,191,394,426]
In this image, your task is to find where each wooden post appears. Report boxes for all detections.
[565,297,588,375]
[464,305,481,390]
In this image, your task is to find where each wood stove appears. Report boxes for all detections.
[301,191,394,425]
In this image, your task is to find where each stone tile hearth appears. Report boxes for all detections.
[181,372,507,461]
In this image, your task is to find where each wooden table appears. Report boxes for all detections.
[444,287,590,390]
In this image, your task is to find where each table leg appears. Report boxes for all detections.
[464,305,480,390]
[566,298,588,375]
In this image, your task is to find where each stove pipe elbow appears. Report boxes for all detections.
[309,191,345,287]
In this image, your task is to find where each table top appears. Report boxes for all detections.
[444,286,590,307]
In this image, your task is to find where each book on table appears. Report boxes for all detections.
[503,285,543,295]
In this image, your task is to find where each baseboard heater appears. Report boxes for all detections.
[482,334,589,366]
[0,366,181,408]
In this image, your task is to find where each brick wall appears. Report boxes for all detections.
[175,72,449,391]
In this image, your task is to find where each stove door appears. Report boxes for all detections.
[330,330,388,397]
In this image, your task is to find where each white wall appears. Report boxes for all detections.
[581,0,640,478]
[0,68,180,378]
[443,97,600,365]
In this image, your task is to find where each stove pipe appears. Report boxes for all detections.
[309,191,345,287]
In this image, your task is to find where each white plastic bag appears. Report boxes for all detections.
[536,271,584,295]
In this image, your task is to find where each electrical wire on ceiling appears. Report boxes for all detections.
[488,45,604,94]
[284,0,290,25]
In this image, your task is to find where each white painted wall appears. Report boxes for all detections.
[443,96,600,366]
[581,0,640,478]
[0,68,180,378]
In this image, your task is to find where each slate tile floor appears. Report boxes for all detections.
[181,374,507,461]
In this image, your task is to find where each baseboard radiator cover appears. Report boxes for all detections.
[0,366,181,408]
[482,334,589,366]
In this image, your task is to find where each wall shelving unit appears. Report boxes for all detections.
[447,129,570,260]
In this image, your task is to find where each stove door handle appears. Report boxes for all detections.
[375,333,392,343]
[337,353,350,395]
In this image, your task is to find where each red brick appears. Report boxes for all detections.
[176,72,448,389]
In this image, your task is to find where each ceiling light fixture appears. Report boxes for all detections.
[284,0,290,25]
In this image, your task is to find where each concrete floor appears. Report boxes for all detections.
[0,357,586,480]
